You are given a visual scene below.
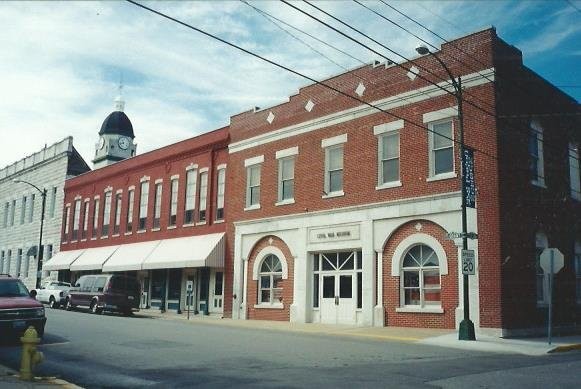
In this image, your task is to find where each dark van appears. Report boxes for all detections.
[65,274,140,315]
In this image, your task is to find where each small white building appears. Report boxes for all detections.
[0,137,90,289]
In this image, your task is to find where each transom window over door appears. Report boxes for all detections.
[258,254,283,304]
[401,244,441,307]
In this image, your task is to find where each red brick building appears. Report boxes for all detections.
[226,28,580,336]
[45,101,230,314]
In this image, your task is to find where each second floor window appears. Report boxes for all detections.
[529,121,545,186]
[216,168,226,220]
[72,199,81,240]
[113,193,122,235]
[184,168,197,224]
[379,131,400,184]
[246,164,261,208]
[3,202,8,227]
[138,181,149,231]
[92,199,99,238]
[29,194,35,223]
[49,186,57,218]
[20,196,26,224]
[82,201,89,240]
[278,157,294,202]
[325,145,343,194]
[63,206,71,240]
[199,171,208,223]
[429,120,454,177]
[153,183,162,229]
[169,179,178,227]
[126,189,134,233]
[102,192,112,237]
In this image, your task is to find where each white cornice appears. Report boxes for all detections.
[229,68,495,154]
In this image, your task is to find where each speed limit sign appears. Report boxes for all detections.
[462,250,475,275]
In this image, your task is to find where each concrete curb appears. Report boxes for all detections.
[0,365,83,388]
[548,343,581,353]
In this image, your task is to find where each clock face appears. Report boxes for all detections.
[98,137,105,150]
[118,137,130,150]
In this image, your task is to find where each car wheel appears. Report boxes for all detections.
[65,298,73,311]
[90,300,103,315]
[49,296,57,309]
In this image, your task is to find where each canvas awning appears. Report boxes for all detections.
[101,240,161,272]
[141,233,225,270]
[69,245,119,272]
[43,249,86,271]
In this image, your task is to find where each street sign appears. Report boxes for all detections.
[462,147,476,208]
[540,248,564,274]
[461,250,475,275]
[446,232,478,240]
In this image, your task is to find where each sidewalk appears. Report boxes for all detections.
[138,309,581,356]
[0,363,81,389]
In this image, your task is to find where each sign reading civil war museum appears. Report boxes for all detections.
[462,147,476,208]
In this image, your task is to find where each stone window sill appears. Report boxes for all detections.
[395,306,443,314]
[322,191,344,199]
[426,172,457,182]
[376,181,402,190]
[254,303,284,310]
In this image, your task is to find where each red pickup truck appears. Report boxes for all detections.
[0,275,46,338]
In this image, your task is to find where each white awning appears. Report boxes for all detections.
[101,240,161,272]
[70,245,119,272]
[43,249,86,271]
[142,233,225,270]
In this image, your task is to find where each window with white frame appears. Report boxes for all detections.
[258,254,283,304]
[20,196,26,224]
[126,189,134,233]
[216,167,226,220]
[401,244,441,307]
[184,168,197,224]
[529,121,545,186]
[5,250,11,275]
[246,164,261,208]
[15,249,22,277]
[0,251,4,274]
[379,131,400,185]
[10,199,16,226]
[63,205,71,241]
[429,119,454,177]
[325,145,343,194]
[169,178,178,226]
[49,186,57,218]
[153,183,162,229]
[72,199,81,240]
[535,232,549,306]
[569,142,580,200]
[198,171,208,222]
[3,202,8,227]
[138,181,149,231]
[278,157,295,202]
[575,241,581,304]
[113,193,122,234]
[92,198,99,238]
[102,191,112,237]
[82,201,89,240]
[28,194,35,223]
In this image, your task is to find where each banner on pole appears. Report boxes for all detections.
[462,147,476,208]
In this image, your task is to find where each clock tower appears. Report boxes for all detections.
[93,90,137,169]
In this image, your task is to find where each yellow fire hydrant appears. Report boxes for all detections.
[19,326,43,381]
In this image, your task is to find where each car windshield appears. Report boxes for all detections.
[0,280,30,297]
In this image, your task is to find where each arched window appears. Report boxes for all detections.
[259,254,283,304]
[401,244,441,307]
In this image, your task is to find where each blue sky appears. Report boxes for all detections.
[0,1,579,169]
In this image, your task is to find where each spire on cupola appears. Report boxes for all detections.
[114,77,125,112]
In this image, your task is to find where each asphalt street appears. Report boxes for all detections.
[1,309,580,388]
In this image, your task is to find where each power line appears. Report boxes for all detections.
[287,0,580,161]
[125,0,498,162]
[566,0,581,13]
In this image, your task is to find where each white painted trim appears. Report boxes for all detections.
[423,106,458,123]
[74,195,82,200]
[251,246,289,280]
[275,199,295,206]
[395,307,443,314]
[244,155,264,167]
[321,133,347,148]
[244,204,261,212]
[170,174,180,180]
[199,167,209,174]
[115,189,123,194]
[93,195,100,200]
[426,172,457,182]
[376,181,402,190]
[154,178,163,184]
[229,68,494,154]
[104,186,113,193]
[216,163,227,170]
[275,146,299,159]
[140,176,150,183]
[373,120,404,135]
[390,233,449,276]
[128,185,135,191]
[322,191,344,199]
[254,303,284,309]
[186,163,199,171]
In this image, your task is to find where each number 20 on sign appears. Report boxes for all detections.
[462,250,475,275]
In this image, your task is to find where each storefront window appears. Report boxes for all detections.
[401,244,441,307]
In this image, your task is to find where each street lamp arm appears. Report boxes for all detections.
[13,179,45,196]
[428,52,459,94]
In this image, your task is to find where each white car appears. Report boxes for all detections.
[36,281,72,308]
